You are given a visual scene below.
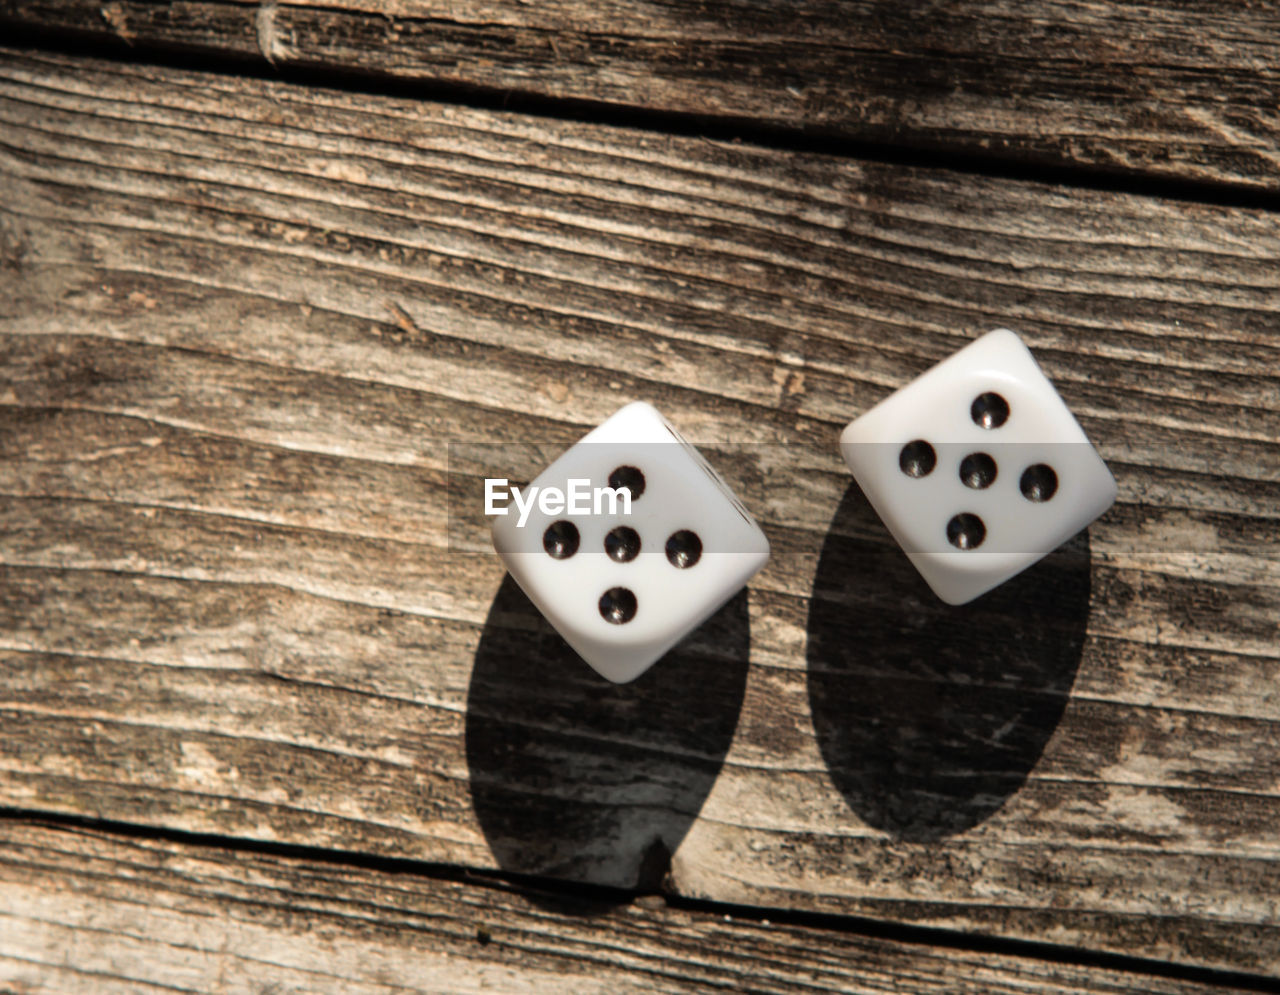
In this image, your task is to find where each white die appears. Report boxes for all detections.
[490,401,770,683]
[839,329,1117,605]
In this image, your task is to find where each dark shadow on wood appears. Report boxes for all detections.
[466,575,749,905]
[806,483,1090,842]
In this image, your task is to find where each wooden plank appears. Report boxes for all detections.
[2,819,1257,995]
[1,49,1279,974]
[5,1,1280,190]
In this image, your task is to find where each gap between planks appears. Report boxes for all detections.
[0,812,1274,995]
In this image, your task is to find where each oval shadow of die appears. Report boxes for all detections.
[466,575,750,901]
[806,483,1091,842]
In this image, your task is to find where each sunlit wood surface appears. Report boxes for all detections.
[1,6,1278,991]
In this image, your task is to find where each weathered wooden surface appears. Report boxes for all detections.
[5,1,1280,191]
[1,47,1279,977]
[3,819,1259,995]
